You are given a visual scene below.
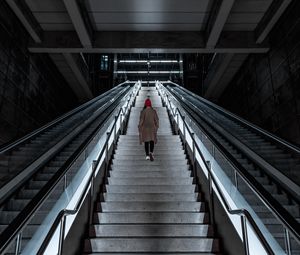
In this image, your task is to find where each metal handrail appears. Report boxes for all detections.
[160,83,300,245]
[157,82,295,255]
[0,81,131,154]
[0,82,140,255]
[36,82,140,255]
[167,81,300,154]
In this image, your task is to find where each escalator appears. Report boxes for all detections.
[162,82,300,254]
[0,81,137,254]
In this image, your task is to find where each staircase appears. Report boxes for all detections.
[84,87,220,254]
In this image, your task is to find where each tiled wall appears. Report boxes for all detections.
[0,2,78,145]
[218,1,300,145]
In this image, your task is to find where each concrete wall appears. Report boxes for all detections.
[218,1,300,145]
[0,1,78,146]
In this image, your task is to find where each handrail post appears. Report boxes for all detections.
[241,215,250,255]
[114,116,118,147]
[207,161,215,227]
[234,170,239,189]
[191,133,198,182]
[14,232,22,255]
[58,215,66,255]
[284,228,292,255]
[176,113,179,135]
[120,113,123,135]
[182,116,186,149]
[191,132,195,169]
[88,160,97,225]
[105,132,110,178]
[64,175,67,190]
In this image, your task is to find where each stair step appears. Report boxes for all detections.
[112,160,188,166]
[110,170,190,178]
[114,154,186,160]
[107,177,193,185]
[99,201,204,212]
[106,184,196,193]
[91,224,211,237]
[110,165,190,171]
[85,238,219,253]
[95,212,208,224]
[103,193,198,202]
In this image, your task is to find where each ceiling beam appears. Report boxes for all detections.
[255,0,292,44]
[62,0,93,48]
[203,53,248,100]
[205,0,235,48]
[204,53,234,98]
[28,31,269,54]
[5,0,42,43]
[62,53,93,100]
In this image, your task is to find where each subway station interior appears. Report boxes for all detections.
[0,0,300,254]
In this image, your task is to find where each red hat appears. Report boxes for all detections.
[145,98,152,107]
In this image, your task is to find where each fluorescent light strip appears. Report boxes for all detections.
[114,71,182,74]
[118,60,178,63]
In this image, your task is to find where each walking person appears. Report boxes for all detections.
[138,98,159,161]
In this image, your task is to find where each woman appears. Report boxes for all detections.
[138,98,159,161]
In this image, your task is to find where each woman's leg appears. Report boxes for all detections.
[144,141,150,156]
[149,141,154,154]
[149,141,155,161]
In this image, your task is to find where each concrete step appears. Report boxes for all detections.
[91,224,211,237]
[106,185,196,193]
[109,170,191,178]
[85,238,219,253]
[119,135,180,140]
[114,149,184,155]
[103,193,198,202]
[113,154,186,161]
[110,165,190,172]
[112,160,188,166]
[99,202,203,212]
[84,253,221,255]
[107,177,193,185]
[117,144,180,149]
[95,212,208,224]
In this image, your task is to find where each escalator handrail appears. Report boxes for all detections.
[158,83,300,249]
[0,83,138,254]
[164,85,300,242]
[157,85,275,255]
[36,83,140,255]
[0,81,131,154]
[166,81,300,154]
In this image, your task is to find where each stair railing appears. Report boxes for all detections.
[157,82,277,255]
[35,81,141,255]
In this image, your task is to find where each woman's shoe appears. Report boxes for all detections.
[149,153,154,161]
[146,156,150,160]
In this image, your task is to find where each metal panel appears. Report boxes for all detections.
[94,24,206,31]
[41,24,74,31]
[89,12,208,24]
[34,12,71,23]
[86,0,211,12]
[25,0,67,12]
